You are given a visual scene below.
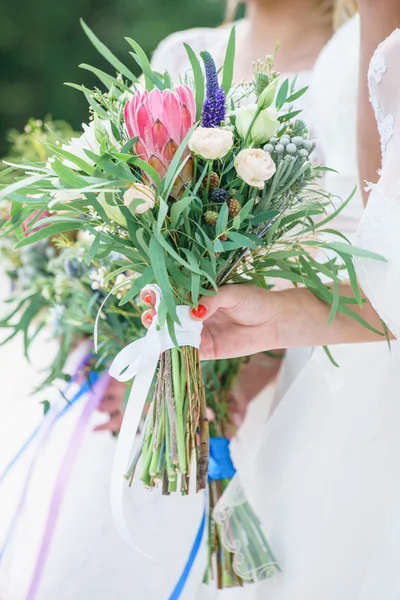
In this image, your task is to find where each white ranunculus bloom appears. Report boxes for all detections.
[188,126,234,160]
[234,148,276,189]
[123,183,156,214]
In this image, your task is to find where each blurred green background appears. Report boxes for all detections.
[0,0,234,155]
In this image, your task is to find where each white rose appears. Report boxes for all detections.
[235,104,280,146]
[234,149,276,189]
[188,126,234,160]
[123,183,156,214]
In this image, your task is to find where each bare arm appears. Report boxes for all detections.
[188,284,388,361]
[358,0,400,204]
[276,284,386,350]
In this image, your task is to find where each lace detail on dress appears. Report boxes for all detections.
[368,30,400,165]
[378,113,395,157]
[369,52,387,83]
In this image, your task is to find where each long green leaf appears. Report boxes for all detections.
[149,236,178,321]
[15,222,85,248]
[80,20,136,82]
[46,143,95,176]
[232,198,254,229]
[221,26,236,95]
[154,228,201,275]
[328,279,340,325]
[184,44,205,121]
[216,202,229,236]
[227,231,257,249]
[325,242,387,262]
[285,86,308,104]
[0,174,45,201]
[50,158,88,188]
[157,196,169,233]
[79,63,133,94]
[276,78,289,110]
[162,125,197,198]
[125,38,155,91]
[119,266,153,305]
[170,197,193,228]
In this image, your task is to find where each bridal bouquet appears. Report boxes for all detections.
[0,20,379,587]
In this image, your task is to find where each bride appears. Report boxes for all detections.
[151,0,361,460]
[188,8,400,600]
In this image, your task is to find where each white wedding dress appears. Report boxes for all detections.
[211,27,400,600]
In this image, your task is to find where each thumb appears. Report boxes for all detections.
[190,284,243,321]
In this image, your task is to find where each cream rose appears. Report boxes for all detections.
[123,183,156,214]
[234,149,276,189]
[188,126,234,160]
[235,105,280,146]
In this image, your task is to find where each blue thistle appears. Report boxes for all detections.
[200,51,226,128]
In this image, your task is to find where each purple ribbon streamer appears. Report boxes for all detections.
[25,370,111,600]
[0,352,92,490]
[0,353,94,562]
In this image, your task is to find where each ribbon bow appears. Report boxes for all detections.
[108,285,203,551]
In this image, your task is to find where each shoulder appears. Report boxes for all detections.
[315,14,360,74]
[151,24,232,81]
[310,14,361,112]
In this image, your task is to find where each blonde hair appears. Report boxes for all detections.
[224,0,358,30]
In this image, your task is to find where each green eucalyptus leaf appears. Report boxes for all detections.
[216,202,229,236]
[184,44,205,120]
[221,26,236,95]
[80,20,136,82]
[149,236,178,321]
[125,37,155,91]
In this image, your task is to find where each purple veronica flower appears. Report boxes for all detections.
[200,51,226,128]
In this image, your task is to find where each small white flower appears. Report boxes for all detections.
[61,122,101,169]
[123,183,156,214]
[234,148,276,189]
[188,126,234,160]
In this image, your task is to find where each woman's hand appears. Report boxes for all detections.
[93,378,126,433]
[140,284,281,360]
[190,285,282,360]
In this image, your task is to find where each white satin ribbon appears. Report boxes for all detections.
[108,284,203,551]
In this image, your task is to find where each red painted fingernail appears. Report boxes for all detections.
[191,304,207,319]
[143,294,153,306]
[144,312,154,324]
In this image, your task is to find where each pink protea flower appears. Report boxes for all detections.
[124,86,196,197]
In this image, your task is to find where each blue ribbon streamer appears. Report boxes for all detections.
[168,505,206,600]
[0,372,99,560]
[168,437,235,599]
[0,371,98,488]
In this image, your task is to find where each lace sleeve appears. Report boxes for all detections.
[356,29,400,338]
